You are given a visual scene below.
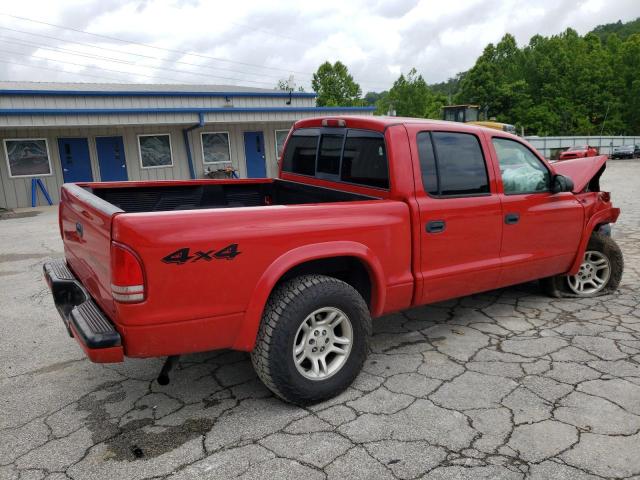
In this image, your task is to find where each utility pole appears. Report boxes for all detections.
[600,103,610,137]
[387,103,396,116]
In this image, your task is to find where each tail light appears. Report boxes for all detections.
[111,242,145,303]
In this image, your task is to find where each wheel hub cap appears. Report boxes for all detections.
[567,250,611,295]
[293,307,353,381]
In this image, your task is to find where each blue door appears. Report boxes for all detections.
[243,131,267,178]
[58,138,93,183]
[96,136,128,181]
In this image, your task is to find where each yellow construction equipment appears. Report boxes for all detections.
[443,105,517,134]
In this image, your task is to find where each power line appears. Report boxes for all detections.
[0,14,393,91]
[0,47,199,84]
[1,13,315,76]
[0,26,298,82]
[0,39,280,86]
[224,16,404,78]
[0,57,137,82]
[211,17,317,48]
[0,36,161,67]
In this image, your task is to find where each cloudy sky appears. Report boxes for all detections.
[0,0,638,92]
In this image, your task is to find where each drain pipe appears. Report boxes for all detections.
[182,112,205,179]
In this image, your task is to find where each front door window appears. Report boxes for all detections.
[492,137,550,194]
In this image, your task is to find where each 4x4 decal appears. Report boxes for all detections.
[162,244,241,264]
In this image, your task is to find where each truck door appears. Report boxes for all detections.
[412,129,503,304]
[487,136,583,286]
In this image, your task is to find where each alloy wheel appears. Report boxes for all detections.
[567,250,611,295]
[292,307,353,380]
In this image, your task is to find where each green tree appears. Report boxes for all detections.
[311,61,363,106]
[377,68,445,118]
[591,17,640,41]
[458,34,529,124]
[363,91,385,106]
[307,17,640,134]
[430,72,465,102]
[455,27,640,136]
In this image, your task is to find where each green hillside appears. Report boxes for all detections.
[368,17,640,135]
[590,17,640,41]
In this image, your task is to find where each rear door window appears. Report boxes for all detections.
[417,131,489,196]
[282,128,389,189]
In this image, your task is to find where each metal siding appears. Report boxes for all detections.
[0,105,374,128]
[0,94,372,208]
[189,121,294,179]
[0,126,160,207]
[0,127,65,209]
[0,92,316,112]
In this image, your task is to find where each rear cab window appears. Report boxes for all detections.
[282,128,389,189]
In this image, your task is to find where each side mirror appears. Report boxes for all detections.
[552,174,574,193]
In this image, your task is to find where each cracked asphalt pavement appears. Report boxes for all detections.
[1,159,640,480]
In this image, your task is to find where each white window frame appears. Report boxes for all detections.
[274,129,289,159]
[3,138,53,178]
[137,133,174,169]
[200,131,232,166]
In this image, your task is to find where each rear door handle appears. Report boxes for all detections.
[505,213,520,224]
[426,220,446,233]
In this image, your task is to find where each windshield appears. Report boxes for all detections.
[567,146,587,151]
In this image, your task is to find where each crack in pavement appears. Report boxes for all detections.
[1,161,640,479]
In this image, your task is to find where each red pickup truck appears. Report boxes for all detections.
[44,116,623,404]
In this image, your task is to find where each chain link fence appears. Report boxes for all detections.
[525,136,640,159]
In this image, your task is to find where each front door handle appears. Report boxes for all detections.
[505,213,520,224]
[426,220,446,233]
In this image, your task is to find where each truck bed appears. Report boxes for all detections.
[89,179,375,213]
[59,177,408,351]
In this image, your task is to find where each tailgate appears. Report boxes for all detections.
[60,184,123,319]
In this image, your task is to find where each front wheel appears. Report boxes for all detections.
[541,232,623,298]
[251,275,371,405]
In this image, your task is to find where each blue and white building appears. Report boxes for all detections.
[0,82,374,209]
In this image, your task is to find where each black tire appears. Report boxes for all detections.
[251,274,371,405]
[541,232,623,298]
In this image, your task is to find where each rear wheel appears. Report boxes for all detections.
[541,232,623,298]
[251,274,371,405]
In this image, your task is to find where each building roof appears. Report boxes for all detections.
[0,81,317,98]
[0,82,375,128]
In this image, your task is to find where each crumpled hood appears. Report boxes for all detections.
[552,155,608,193]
